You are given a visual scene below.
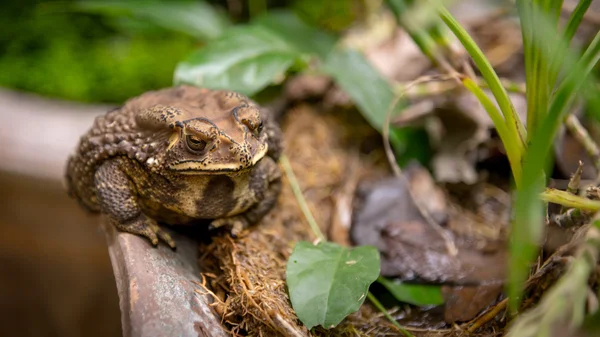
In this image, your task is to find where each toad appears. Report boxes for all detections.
[65,85,282,248]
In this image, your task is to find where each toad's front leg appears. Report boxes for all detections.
[94,159,176,248]
[210,157,281,236]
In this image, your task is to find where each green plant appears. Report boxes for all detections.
[74,0,600,334]
[0,0,229,103]
[172,6,443,330]
[387,0,600,334]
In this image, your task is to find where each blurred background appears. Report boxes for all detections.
[0,1,296,336]
[3,0,597,336]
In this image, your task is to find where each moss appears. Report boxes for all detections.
[0,1,197,103]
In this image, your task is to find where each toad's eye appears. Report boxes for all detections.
[242,118,263,137]
[185,135,207,153]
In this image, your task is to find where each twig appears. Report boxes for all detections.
[554,207,591,228]
[559,161,584,216]
[463,298,509,333]
[564,114,600,176]
[393,76,526,100]
[383,74,458,256]
[568,161,584,195]
[280,155,326,242]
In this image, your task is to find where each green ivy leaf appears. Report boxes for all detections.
[74,1,229,41]
[377,277,444,306]
[286,241,380,329]
[174,25,300,96]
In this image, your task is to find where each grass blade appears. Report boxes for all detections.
[509,30,600,312]
[548,0,591,90]
[385,0,441,63]
[562,0,592,48]
[527,31,600,172]
[518,0,563,139]
[507,226,599,336]
[437,5,527,182]
[462,78,523,184]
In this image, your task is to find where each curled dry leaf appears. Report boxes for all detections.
[351,163,509,323]
[442,285,504,323]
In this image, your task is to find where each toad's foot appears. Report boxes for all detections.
[113,214,176,249]
[209,216,249,238]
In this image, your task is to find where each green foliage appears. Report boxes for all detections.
[175,24,301,96]
[437,6,526,185]
[385,0,444,63]
[511,27,600,312]
[321,48,426,161]
[252,11,337,58]
[0,1,198,103]
[286,241,380,329]
[386,0,600,320]
[377,277,444,306]
[321,49,396,131]
[292,0,362,33]
[174,10,336,96]
[74,0,230,41]
[171,7,433,330]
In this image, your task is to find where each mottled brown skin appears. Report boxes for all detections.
[65,85,282,248]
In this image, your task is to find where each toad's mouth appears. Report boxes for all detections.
[168,145,268,174]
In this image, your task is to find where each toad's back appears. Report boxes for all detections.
[65,86,218,211]
[64,85,282,248]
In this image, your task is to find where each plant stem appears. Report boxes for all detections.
[541,188,600,211]
[462,77,523,185]
[367,292,414,337]
[280,155,326,242]
[565,114,600,172]
[506,225,600,336]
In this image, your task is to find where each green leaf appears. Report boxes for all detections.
[385,0,446,63]
[462,77,522,183]
[292,0,360,33]
[377,277,444,306]
[74,1,229,41]
[437,5,527,178]
[322,48,394,130]
[253,10,337,59]
[286,241,380,329]
[174,10,337,97]
[174,25,300,96]
[509,30,600,313]
[321,48,429,162]
[516,0,563,140]
[562,0,592,47]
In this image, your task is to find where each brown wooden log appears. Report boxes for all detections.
[103,221,228,337]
